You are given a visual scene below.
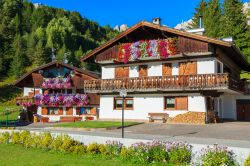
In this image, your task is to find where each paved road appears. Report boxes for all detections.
[16,121,250,148]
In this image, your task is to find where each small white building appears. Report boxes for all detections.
[81,21,250,124]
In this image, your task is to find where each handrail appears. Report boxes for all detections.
[84,73,245,93]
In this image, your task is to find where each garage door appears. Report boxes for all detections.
[237,100,250,121]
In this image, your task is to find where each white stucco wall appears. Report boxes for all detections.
[197,59,216,74]
[172,62,179,75]
[188,96,206,112]
[102,66,114,79]
[129,66,139,77]
[148,63,162,76]
[99,95,205,120]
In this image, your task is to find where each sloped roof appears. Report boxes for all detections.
[80,21,250,71]
[14,61,100,86]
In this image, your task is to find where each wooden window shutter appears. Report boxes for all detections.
[139,65,148,77]
[179,62,185,75]
[66,107,73,115]
[115,67,129,78]
[176,97,188,110]
[123,67,129,78]
[179,61,197,75]
[162,63,172,76]
[76,108,80,115]
[41,107,48,115]
[188,61,197,75]
[58,108,63,115]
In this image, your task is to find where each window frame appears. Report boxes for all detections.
[113,97,134,110]
[48,107,59,115]
[164,97,176,110]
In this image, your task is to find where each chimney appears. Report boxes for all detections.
[186,15,205,35]
[152,18,162,25]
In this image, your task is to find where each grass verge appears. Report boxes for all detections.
[0,144,136,166]
[56,121,141,128]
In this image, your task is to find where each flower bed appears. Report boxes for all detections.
[41,77,71,89]
[34,94,89,107]
[0,131,241,165]
[117,38,178,63]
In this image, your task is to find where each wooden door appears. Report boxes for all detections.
[237,100,250,121]
[115,67,129,78]
[139,65,148,77]
[162,63,172,76]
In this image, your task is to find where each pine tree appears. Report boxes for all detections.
[204,0,222,38]
[221,0,249,58]
[10,35,26,78]
[189,0,207,28]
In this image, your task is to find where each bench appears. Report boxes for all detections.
[60,116,82,122]
[148,113,169,123]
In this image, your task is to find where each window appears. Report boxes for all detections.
[48,107,59,115]
[165,97,175,109]
[125,98,134,109]
[217,61,222,73]
[114,98,134,110]
[164,97,188,110]
[77,107,91,115]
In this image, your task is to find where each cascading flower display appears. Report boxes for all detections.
[41,77,71,89]
[33,94,89,107]
[16,100,33,107]
[118,38,178,63]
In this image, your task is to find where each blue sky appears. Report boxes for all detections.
[31,0,249,28]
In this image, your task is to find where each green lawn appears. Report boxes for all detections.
[56,121,141,128]
[0,111,19,121]
[0,144,136,166]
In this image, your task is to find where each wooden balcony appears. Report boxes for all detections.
[83,74,245,93]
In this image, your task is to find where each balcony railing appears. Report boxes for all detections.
[84,73,245,93]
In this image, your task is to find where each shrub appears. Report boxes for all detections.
[105,140,123,156]
[51,134,64,151]
[71,144,87,154]
[86,143,104,155]
[120,147,134,158]
[11,132,20,144]
[59,135,81,153]
[28,133,42,148]
[0,132,10,144]
[200,144,237,166]
[166,142,192,165]
[245,155,250,166]
[39,132,53,149]
[19,131,31,145]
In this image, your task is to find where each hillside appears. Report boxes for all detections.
[0,0,119,113]
[0,0,118,80]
